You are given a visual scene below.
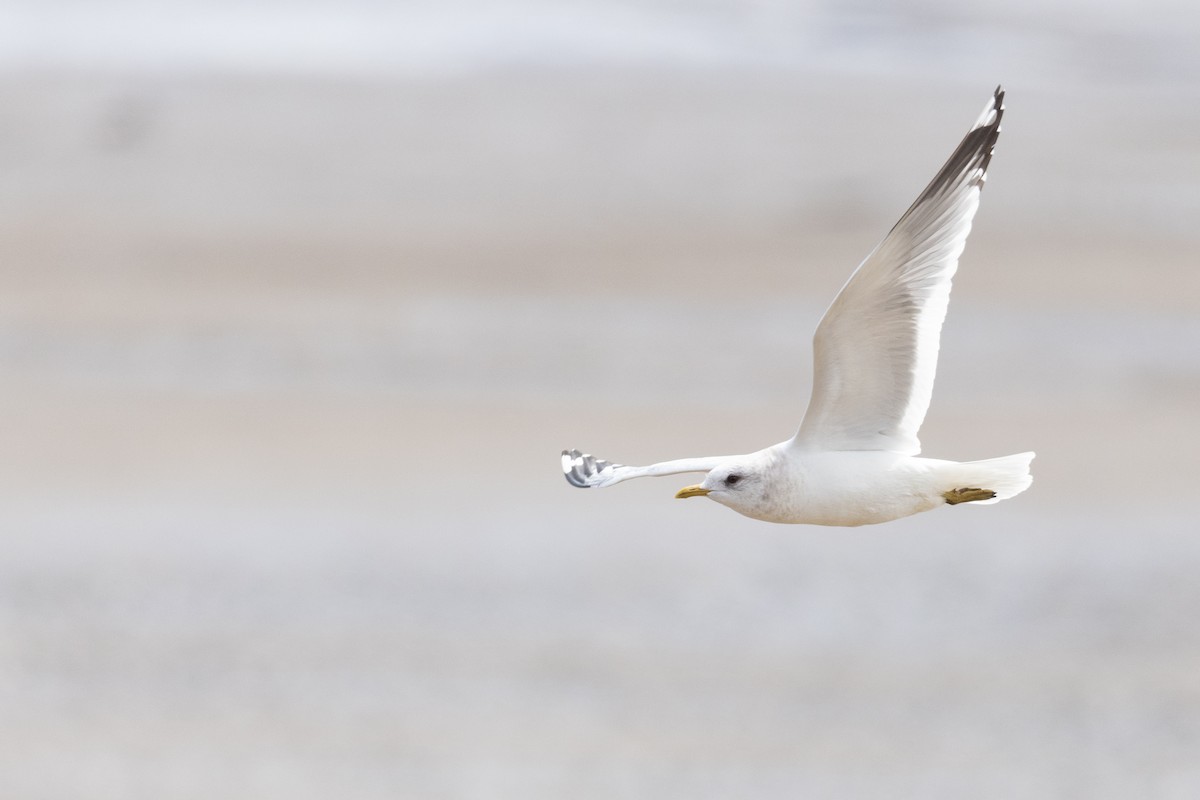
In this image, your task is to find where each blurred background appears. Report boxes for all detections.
[1,1,1198,798]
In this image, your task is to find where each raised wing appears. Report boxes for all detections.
[791,87,1005,456]
[562,449,725,489]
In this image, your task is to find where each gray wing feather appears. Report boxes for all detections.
[792,87,1004,456]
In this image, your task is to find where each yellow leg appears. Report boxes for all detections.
[943,487,997,505]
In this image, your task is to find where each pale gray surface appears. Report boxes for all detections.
[2,2,1200,798]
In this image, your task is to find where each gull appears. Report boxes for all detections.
[561,86,1033,526]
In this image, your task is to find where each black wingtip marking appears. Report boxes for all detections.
[975,85,1005,180]
[893,86,1006,228]
[561,448,619,488]
[562,448,590,488]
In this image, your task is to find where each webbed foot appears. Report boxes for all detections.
[943,487,997,505]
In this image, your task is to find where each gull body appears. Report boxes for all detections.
[671,446,1033,527]
[561,87,1034,527]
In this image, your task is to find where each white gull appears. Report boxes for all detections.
[562,86,1033,526]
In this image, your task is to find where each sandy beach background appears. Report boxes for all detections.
[2,1,1199,797]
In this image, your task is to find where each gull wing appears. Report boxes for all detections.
[791,87,1005,456]
[562,449,725,489]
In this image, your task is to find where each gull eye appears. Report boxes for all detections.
[725,474,741,486]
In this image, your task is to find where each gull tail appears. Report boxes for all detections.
[943,452,1035,505]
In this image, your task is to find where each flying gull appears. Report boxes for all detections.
[562,86,1033,526]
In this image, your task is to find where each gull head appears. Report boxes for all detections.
[675,461,772,517]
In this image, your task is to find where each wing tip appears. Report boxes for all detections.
[562,448,588,487]
[975,85,1005,184]
[972,85,1006,132]
[562,448,619,488]
[922,84,1007,201]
